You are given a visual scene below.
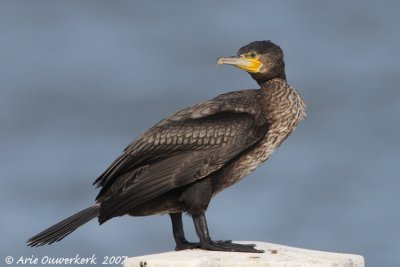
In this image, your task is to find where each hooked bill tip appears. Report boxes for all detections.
[216,57,225,65]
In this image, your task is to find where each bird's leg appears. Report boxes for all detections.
[192,212,264,253]
[169,213,200,251]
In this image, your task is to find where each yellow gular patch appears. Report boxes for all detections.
[236,56,261,73]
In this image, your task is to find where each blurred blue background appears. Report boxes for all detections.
[1,1,399,266]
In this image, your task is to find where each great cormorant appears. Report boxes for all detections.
[27,40,306,253]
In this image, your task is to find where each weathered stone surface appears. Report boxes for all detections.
[124,241,364,267]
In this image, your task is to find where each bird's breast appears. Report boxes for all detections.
[212,80,306,194]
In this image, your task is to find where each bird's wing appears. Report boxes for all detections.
[93,90,269,222]
[93,89,263,191]
[155,89,264,126]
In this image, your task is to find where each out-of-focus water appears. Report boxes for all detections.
[1,1,399,266]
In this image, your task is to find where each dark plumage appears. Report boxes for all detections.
[27,40,306,253]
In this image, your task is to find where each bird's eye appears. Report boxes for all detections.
[250,52,256,58]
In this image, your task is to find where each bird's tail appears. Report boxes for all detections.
[26,204,100,247]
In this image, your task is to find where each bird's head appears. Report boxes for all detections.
[217,40,286,85]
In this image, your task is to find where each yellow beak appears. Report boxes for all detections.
[216,56,261,73]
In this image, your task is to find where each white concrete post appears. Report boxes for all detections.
[124,241,364,267]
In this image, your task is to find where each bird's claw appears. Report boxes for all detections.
[175,241,201,251]
[202,240,264,253]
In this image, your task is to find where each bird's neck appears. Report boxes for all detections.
[253,62,286,86]
[257,75,287,90]
[259,78,306,124]
[255,71,286,86]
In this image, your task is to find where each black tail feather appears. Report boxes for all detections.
[27,204,100,247]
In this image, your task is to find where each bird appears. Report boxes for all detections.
[27,40,306,253]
